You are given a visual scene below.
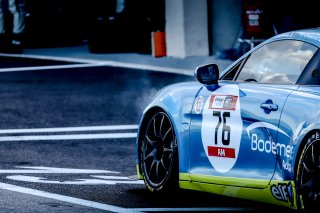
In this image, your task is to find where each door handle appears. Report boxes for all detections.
[260,99,278,114]
[260,103,278,111]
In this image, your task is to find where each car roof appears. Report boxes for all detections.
[270,27,320,47]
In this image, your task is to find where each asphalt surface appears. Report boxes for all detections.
[0,56,295,212]
[0,56,78,68]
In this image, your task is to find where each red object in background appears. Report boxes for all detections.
[242,0,265,36]
[152,31,166,57]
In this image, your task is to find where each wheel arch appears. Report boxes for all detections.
[293,128,320,181]
[136,106,165,178]
[136,82,202,180]
[136,106,183,191]
[293,128,320,211]
[136,103,191,180]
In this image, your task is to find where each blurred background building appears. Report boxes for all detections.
[9,0,320,60]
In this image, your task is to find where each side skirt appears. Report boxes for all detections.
[179,179,297,209]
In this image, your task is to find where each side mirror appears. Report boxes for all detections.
[194,64,219,85]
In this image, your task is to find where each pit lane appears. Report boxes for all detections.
[0,56,294,212]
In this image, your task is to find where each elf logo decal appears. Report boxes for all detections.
[271,182,294,206]
[201,85,243,173]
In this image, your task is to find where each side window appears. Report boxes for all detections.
[236,40,318,84]
[221,59,245,80]
[296,49,320,85]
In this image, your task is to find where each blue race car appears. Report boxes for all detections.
[136,28,320,211]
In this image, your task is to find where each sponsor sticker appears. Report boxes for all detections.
[271,182,294,206]
[246,122,294,173]
[209,95,238,110]
[201,85,243,173]
[194,96,204,114]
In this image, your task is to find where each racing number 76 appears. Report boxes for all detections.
[212,111,230,145]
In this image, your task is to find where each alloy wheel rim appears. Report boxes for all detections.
[299,139,320,209]
[142,112,175,188]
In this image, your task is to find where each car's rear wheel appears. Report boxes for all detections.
[296,131,320,212]
[140,111,178,192]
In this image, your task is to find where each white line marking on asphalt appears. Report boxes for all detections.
[0,53,193,76]
[128,208,255,212]
[6,175,144,185]
[91,175,134,180]
[0,181,254,212]
[0,182,133,213]
[0,166,253,212]
[0,133,137,141]
[0,166,119,174]
[99,60,193,76]
[0,125,138,134]
[0,53,106,64]
[0,63,107,72]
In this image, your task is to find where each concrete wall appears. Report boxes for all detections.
[165,0,185,57]
[209,0,242,54]
[165,0,209,58]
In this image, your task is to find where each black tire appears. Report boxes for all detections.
[296,131,320,212]
[139,111,179,192]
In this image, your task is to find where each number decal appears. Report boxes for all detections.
[212,111,230,146]
[222,111,230,145]
[201,85,243,173]
[212,111,221,145]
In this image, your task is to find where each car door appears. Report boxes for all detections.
[189,39,316,188]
